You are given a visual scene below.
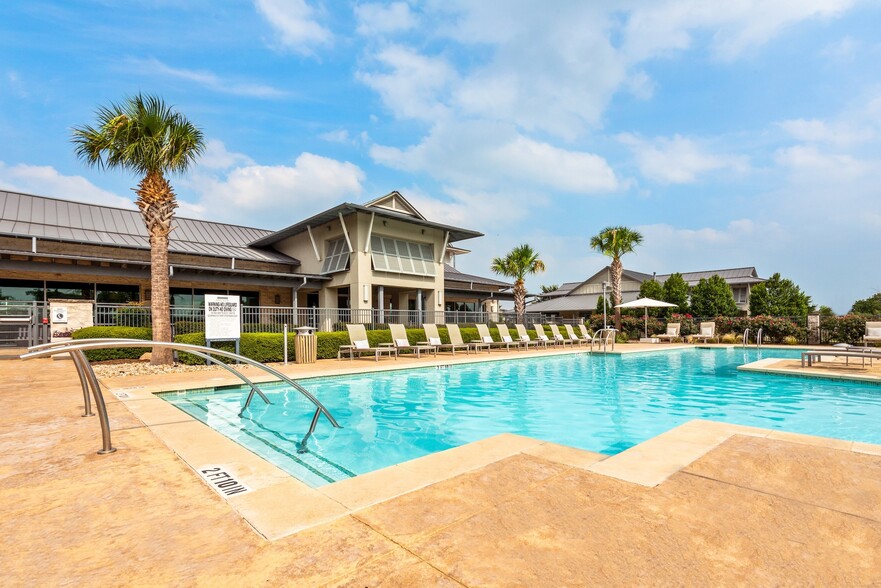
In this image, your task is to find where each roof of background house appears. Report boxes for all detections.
[527,294,603,313]
[539,281,582,298]
[444,264,513,289]
[654,267,763,286]
[0,190,299,265]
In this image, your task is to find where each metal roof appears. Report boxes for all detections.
[249,202,483,247]
[444,264,513,289]
[0,190,299,265]
[654,267,763,286]
[528,292,640,313]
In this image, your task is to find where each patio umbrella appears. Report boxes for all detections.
[614,297,678,339]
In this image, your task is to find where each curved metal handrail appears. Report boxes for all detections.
[756,328,763,348]
[742,328,750,346]
[590,328,617,353]
[21,338,342,454]
[29,339,272,415]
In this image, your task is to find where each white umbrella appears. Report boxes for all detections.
[614,297,678,339]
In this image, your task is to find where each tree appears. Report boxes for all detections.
[491,244,546,322]
[748,273,812,317]
[662,273,690,316]
[595,292,610,316]
[72,94,205,365]
[589,226,643,331]
[851,293,881,315]
[690,275,738,318]
[818,305,836,317]
[539,284,558,300]
[638,279,665,316]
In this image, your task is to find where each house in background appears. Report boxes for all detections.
[0,189,509,337]
[528,265,764,319]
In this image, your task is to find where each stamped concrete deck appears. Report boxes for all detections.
[3,349,881,585]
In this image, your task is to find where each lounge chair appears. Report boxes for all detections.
[563,324,588,346]
[533,323,554,346]
[421,323,469,355]
[578,324,597,343]
[387,323,437,358]
[864,321,881,346]
[690,321,716,344]
[340,324,398,361]
[496,324,525,351]
[446,323,490,354]
[474,323,511,351]
[515,324,547,349]
[548,324,572,346]
[656,322,680,342]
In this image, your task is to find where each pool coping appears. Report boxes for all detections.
[103,345,881,541]
[739,356,881,384]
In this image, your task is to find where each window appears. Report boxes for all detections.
[370,235,436,277]
[321,238,350,274]
[97,284,140,303]
[46,281,94,301]
[0,279,43,301]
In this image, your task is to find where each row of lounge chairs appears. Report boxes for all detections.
[339,323,602,361]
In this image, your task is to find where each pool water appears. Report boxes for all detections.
[159,348,881,487]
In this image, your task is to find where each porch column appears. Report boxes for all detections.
[378,285,385,323]
[318,287,335,332]
[416,288,423,326]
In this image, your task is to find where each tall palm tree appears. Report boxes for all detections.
[72,94,205,365]
[491,244,546,322]
[589,226,643,331]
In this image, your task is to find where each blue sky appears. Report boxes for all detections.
[1,1,880,312]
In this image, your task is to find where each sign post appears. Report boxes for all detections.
[205,295,241,360]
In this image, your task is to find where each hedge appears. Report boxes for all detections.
[71,326,152,361]
[171,326,533,365]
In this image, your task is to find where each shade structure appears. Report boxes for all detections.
[614,297,678,338]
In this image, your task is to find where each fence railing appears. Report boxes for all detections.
[94,304,570,332]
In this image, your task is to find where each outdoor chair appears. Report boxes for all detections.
[446,323,490,354]
[387,323,437,358]
[340,324,398,361]
[421,323,469,355]
[578,324,597,344]
[496,324,526,351]
[864,321,881,346]
[690,321,716,344]
[656,322,681,342]
[474,323,511,351]
[533,324,554,346]
[515,324,547,349]
[548,324,573,346]
[563,324,588,346]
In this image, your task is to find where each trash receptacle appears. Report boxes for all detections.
[294,326,317,364]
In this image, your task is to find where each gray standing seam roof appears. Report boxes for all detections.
[0,190,299,265]
[443,264,513,289]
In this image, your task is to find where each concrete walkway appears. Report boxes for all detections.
[2,354,881,586]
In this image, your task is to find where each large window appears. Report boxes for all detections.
[370,235,436,277]
[97,284,140,303]
[46,281,94,300]
[0,279,43,301]
[321,238,350,274]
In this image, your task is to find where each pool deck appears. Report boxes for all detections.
[3,344,881,585]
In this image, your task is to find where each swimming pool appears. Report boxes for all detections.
[159,348,881,487]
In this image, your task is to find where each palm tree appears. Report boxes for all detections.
[72,94,205,365]
[491,244,546,322]
[589,226,643,331]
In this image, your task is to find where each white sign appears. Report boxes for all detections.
[53,307,68,324]
[205,295,241,340]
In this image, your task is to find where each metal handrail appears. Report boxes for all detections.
[756,328,763,347]
[21,338,341,454]
[590,328,616,353]
[742,328,750,346]
[27,339,273,416]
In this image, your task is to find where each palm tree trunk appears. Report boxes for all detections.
[611,258,623,331]
[136,171,177,366]
[514,278,525,323]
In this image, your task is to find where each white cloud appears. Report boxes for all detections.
[777,118,875,147]
[198,139,255,170]
[192,153,365,226]
[357,44,456,121]
[0,163,134,209]
[774,145,873,181]
[255,0,332,55]
[317,129,368,146]
[129,58,288,98]
[372,121,621,194]
[618,133,749,184]
[821,35,860,59]
[355,2,416,35]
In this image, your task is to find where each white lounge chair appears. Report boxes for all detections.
[388,323,437,358]
[421,324,469,355]
[690,321,716,344]
[656,322,680,342]
[864,321,881,346]
[548,324,572,346]
[340,324,398,361]
[496,324,525,351]
[563,324,588,346]
[533,324,554,346]
[446,323,489,354]
[515,324,547,349]
[578,324,597,344]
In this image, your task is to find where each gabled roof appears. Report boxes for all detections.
[0,190,299,265]
[444,264,513,289]
[538,281,581,298]
[249,201,482,247]
[363,191,426,220]
[654,267,763,286]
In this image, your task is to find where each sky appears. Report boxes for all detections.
[1,1,880,313]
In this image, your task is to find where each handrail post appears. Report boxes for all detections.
[69,350,94,417]
[74,350,116,454]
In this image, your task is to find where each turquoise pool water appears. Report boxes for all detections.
[159,348,881,487]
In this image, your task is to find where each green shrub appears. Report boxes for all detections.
[114,305,152,327]
[783,335,799,345]
[820,315,875,345]
[72,326,152,361]
[173,320,205,335]
[720,333,738,344]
